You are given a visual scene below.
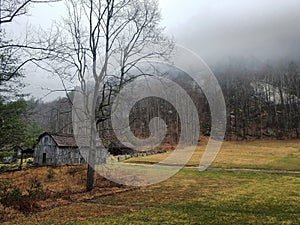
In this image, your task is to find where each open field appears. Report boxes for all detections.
[3,169,300,225]
[126,139,300,171]
[1,140,300,224]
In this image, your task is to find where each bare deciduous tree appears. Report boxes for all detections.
[46,0,173,191]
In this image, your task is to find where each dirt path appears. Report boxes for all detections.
[124,162,300,174]
[205,167,300,174]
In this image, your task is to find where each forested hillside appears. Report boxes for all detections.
[31,59,300,145]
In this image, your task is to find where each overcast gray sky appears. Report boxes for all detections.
[160,0,300,63]
[5,0,300,101]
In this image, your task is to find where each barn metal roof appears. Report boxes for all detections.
[38,132,103,148]
[38,132,77,148]
[51,134,78,147]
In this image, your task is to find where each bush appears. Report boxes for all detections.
[47,168,55,181]
[0,178,46,215]
[0,179,22,209]
[27,177,43,198]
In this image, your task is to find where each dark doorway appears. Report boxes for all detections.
[42,153,46,164]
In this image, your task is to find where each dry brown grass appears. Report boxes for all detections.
[126,139,300,169]
[0,165,134,223]
[4,168,299,225]
[2,170,239,225]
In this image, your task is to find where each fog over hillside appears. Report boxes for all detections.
[160,0,300,65]
[4,0,300,100]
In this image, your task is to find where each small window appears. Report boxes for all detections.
[44,136,49,144]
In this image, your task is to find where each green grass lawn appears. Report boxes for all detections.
[6,169,300,225]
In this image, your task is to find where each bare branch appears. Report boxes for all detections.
[0,0,61,25]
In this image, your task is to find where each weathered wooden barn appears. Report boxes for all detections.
[34,132,86,165]
[34,132,141,166]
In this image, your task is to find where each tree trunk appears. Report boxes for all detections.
[86,164,95,192]
[86,117,97,192]
[19,153,23,170]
